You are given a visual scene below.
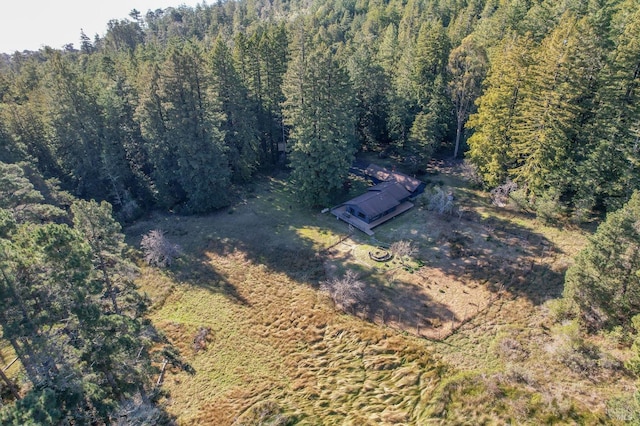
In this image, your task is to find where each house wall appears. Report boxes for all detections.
[347,205,372,223]
[347,204,398,223]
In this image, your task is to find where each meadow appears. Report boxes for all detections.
[126,162,632,424]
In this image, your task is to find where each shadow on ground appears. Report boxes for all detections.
[125,175,327,305]
[126,168,568,337]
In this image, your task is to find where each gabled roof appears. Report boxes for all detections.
[343,181,410,218]
[344,190,400,217]
[365,164,423,193]
[369,181,412,201]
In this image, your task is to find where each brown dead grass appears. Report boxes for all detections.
[144,246,442,424]
[127,165,632,425]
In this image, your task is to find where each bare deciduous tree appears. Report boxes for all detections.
[490,180,518,207]
[426,186,455,215]
[390,240,417,264]
[321,270,366,313]
[460,160,483,187]
[140,229,181,267]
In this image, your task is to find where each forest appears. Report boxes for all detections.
[1,0,639,423]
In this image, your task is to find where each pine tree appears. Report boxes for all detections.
[347,39,391,150]
[283,27,357,206]
[209,37,259,182]
[467,33,533,187]
[0,223,95,421]
[0,196,168,422]
[508,14,584,195]
[95,53,154,215]
[43,50,107,199]
[71,200,146,316]
[407,75,450,169]
[564,191,640,330]
[137,39,231,212]
[575,5,640,212]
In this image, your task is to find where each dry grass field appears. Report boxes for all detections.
[123,162,634,424]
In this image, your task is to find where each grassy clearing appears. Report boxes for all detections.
[127,164,632,424]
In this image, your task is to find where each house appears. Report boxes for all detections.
[365,164,426,197]
[331,181,415,235]
[343,182,411,224]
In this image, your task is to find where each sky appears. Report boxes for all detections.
[0,1,204,54]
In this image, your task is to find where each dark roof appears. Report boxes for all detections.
[369,181,412,201]
[365,164,424,193]
[343,182,411,218]
[344,190,400,217]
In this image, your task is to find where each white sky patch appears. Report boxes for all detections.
[0,1,204,54]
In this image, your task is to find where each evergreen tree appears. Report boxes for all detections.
[407,75,450,168]
[0,196,169,422]
[508,14,584,196]
[467,34,533,187]
[575,5,640,212]
[347,39,391,150]
[0,222,95,421]
[137,40,231,212]
[564,191,640,330]
[283,28,357,206]
[95,53,154,215]
[71,199,146,316]
[209,37,260,182]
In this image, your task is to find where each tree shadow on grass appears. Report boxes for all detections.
[126,177,327,304]
[375,206,567,307]
[355,267,458,338]
[127,173,566,327]
[171,251,251,306]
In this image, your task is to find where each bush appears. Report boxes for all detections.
[321,270,366,313]
[493,336,528,361]
[460,160,483,187]
[571,197,595,224]
[490,180,518,207]
[426,186,455,215]
[546,299,575,324]
[508,188,531,212]
[606,393,640,423]
[390,240,417,263]
[140,229,182,268]
[534,192,564,224]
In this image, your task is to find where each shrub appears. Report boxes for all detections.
[140,229,182,268]
[546,299,575,324]
[494,337,528,361]
[460,160,483,187]
[490,180,518,207]
[390,240,417,263]
[426,186,455,215]
[534,192,564,224]
[321,270,366,313]
[508,188,531,212]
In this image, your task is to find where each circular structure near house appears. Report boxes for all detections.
[369,248,393,262]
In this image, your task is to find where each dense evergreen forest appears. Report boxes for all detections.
[1,0,638,216]
[1,0,640,423]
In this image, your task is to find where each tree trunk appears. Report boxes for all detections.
[454,117,463,158]
[0,365,20,400]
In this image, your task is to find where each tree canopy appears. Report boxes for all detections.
[564,191,640,330]
[0,0,635,216]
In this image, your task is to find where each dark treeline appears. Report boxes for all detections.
[0,0,637,215]
[0,0,639,422]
